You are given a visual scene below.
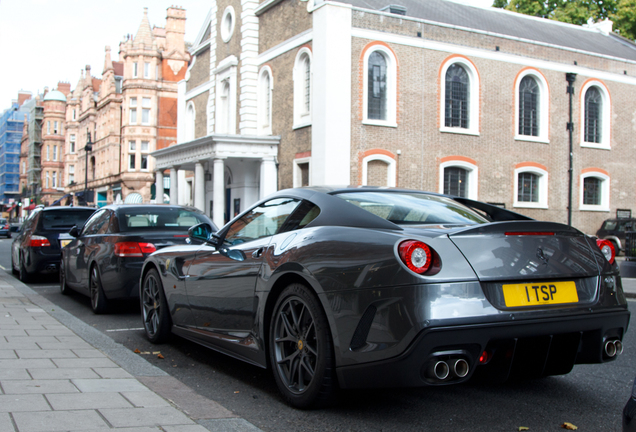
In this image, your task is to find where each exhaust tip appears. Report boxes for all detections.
[454,359,469,378]
[604,340,617,357]
[614,340,623,356]
[433,361,450,380]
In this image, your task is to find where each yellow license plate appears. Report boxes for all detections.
[60,239,71,248]
[502,281,579,307]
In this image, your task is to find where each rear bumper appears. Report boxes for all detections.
[336,310,630,389]
[26,249,61,274]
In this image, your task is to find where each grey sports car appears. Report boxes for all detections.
[139,187,630,408]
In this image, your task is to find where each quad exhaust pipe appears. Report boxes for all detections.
[604,339,624,358]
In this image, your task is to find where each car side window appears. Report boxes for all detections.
[224,198,301,244]
[279,200,321,233]
[81,210,108,236]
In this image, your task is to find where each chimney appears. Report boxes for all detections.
[166,6,186,53]
[17,91,32,107]
[57,82,71,96]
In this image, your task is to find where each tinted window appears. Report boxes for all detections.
[225,198,301,244]
[82,210,110,235]
[40,210,95,230]
[335,192,488,225]
[602,220,617,231]
[117,207,211,232]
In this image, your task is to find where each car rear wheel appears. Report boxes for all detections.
[10,250,18,275]
[141,268,171,343]
[59,260,70,295]
[18,254,30,283]
[269,283,336,409]
[90,265,108,314]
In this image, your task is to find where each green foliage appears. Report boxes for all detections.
[611,0,636,40]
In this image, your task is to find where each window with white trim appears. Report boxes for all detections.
[217,80,230,134]
[515,71,549,142]
[258,67,273,135]
[129,98,137,124]
[53,145,57,161]
[580,171,610,211]
[142,98,151,125]
[144,62,150,78]
[440,58,479,135]
[580,82,610,149]
[514,166,548,209]
[293,49,312,129]
[141,141,149,152]
[54,121,58,134]
[52,171,57,188]
[362,46,397,127]
[362,153,396,187]
[70,134,76,154]
[438,160,478,199]
[133,62,138,78]
[69,165,74,184]
[293,158,311,187]
[46,146,50,161]
[185,102,195,141]
[220,6,235,43]
[141,155,148,171]
[45,171,50,189]
[129,141,136,152]
[129,154,136,171]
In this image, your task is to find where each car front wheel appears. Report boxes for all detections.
[90,265,108,314]
[141,268,172,343]
[269,283,336,409]
[59,260,70,295]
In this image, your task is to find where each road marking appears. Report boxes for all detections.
[106,328,144,332]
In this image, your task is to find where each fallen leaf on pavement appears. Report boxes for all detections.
[134,348,141,353]
[561,422,578,430]
[157,353,164,359]
[234,391,240,394]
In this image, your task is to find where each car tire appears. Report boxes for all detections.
[59,260,70,295]
[10,250,18,276]
[141,268,172,343]
[611,240,621,256]
[89,264,108,314]
[269,283,336,409]
[18,254,30,283]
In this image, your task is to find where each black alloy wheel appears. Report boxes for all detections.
[18,253,30,283]
[269,283,336,408]
[90,265,108,314]
[141,268,171,343]
[59,260,70,295]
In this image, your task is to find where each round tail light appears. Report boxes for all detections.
[596,238,615,264]
[398,240,432,274]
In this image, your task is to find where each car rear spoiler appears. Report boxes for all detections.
[452,197,533,222]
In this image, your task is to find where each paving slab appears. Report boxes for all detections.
[0,349,17,359]
[0,412,15,432]
[72,378,149,393]
[93,367,134,379]
[0,394,50,412]
[12,409,110,432]
[0,368,30,380]
[99,406,196,428]
[15,349,78,359]
[28,367,100,380]
[51,357,118,368]
[122,390,172,408]
[1,379,79,394]
[46,392,134,410]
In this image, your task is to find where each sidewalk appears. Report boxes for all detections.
[0,270,263,432]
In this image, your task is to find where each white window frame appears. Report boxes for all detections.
[439,57,480,136]
[141,141,149,152]
[133,62,138,78]
[293,157,312,188]
[141,97,151,125]
[214,57,238,135]
[54,121,58,134]
[45,171,50,189]
[141,154,149,172]
[362,45,397,128]
[129,141,136,152]
[515,69,549,143]
[362,153,397,187]
[129,154,136,171]
[144,62,150,78]
[220,6,235,43]
[293,48,313,129]
[53,145,57,161]
[129,97,137,125]
[52,171,57,188]
[513,165,549,209]
[70,134,76,154]
[580,81,611,150]
[46,145,50,161]
[258,66,273,135]
[580,171,610,212]
[69,165,74,184]
[185,101,195,142]
[438,159,479,200]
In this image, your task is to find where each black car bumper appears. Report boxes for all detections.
[26,249,61,274]
[336,310,630,389]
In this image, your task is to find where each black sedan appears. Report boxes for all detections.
[60,204,216,314]
[12,206,96,282]
[139,187,630,408]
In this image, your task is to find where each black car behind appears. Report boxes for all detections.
[11,206,96,282]
[60,204,216,313]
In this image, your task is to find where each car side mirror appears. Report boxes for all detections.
[69,226,79,237]
[188,223,216,244]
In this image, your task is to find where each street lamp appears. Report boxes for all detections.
[84,128,93,203]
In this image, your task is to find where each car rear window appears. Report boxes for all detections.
[40,210,95,230]
[118,207,210,232]
[334,191,489,225]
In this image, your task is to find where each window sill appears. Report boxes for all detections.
[363,119,398,128]
[515,135,549,144]
[293,119,312,130]
[579,205,610,212]
[513,202,548,209]
[440,127,479,136]
[580,142,611,150]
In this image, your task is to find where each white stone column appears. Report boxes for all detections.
[212,158,225,227]
[259,157,277,200]
[194,162,205,212]
[169,167,178,205]
[155,171,164,204]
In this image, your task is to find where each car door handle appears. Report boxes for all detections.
[252,247,265,259]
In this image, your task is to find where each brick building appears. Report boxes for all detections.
[155,0,636,234]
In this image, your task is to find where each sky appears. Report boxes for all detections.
[0,0,493,110]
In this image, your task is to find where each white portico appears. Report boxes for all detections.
[152,134,280,227]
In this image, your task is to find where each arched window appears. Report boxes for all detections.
[445,64,469,129]
[217,80,230,134]
[361,150,397,187]
[293,48,312,129]
[514,163,548,209]
[584,87,602,144]
[362,43,397,127]
[438,157,478,199]
[580,81,610,149]
[580,169,610,211]
[519,76,539,136]
[185,102,195,142]
[258,66,273,135]
[440,57,479,135]
[515,69,549,142]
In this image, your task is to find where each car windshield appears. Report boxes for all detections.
[118,207,210,232]
[334,191,489,225]
[40,210,95,230]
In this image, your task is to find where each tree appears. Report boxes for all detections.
[611,0,636,40]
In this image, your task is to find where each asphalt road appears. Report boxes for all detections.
[1,237,633,431]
